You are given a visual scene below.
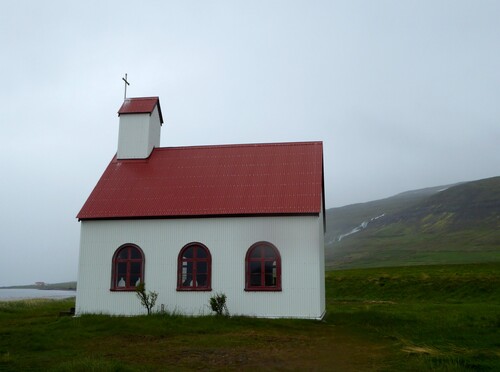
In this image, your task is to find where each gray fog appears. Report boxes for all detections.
[1,1,499,285]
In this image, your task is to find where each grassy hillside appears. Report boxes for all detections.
[326,176,500,269]
[1,263,499,371]
[325,184,452,240]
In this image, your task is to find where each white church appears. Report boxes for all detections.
[76,97,325,319]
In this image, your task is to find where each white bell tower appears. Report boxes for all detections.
[116,97,164,159]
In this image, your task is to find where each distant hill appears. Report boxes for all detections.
[325,176,500,269]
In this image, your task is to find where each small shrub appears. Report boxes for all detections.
[135,282,158,315]
[209,292,229,316]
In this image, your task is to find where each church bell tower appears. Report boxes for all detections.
[116,97,164,159]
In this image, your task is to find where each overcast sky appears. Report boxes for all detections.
[1,1,499,286]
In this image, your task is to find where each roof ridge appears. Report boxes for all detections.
[123,96,159,100]
[155,141,322,151]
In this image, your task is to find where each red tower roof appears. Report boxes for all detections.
[118,97,164,124]
[77,141,324,220]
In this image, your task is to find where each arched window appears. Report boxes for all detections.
[245,242,281,291]
[177,242,212,291]
[111,244,144,291]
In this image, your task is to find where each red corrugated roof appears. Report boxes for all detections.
[118,97,164,124]
[77,141,324,220]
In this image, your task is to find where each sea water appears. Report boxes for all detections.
[0,288,76,301]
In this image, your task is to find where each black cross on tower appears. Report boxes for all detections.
[122,73,130,99]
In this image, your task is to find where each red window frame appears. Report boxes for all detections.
[177,242,212,291]
[111,244,145,291]
[245,241,282,291]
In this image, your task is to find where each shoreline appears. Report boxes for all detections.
[0,288,76,302]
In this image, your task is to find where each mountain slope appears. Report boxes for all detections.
[324,184,455,245]
[325,176,500,269]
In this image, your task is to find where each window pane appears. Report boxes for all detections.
[183,247,194,259]
[116,276,127,287]
[265,273,275,286]
[130,262,141,274]
[185,262,193,275]
[116,261,127,287]
[265,260,276,271]
[250,262,261,275]
[263,246,276,258]
[181,272,191,286]
[118,249,128,259]
[250,274,261,286]
[264,262,275,285]
[249,260,262,287]
[197,262,208,275]
[182,260,193,286]
[250,246,262,258]
[196,247,207,258]
[130,275,141,287]
[130,247,141,259]
[117,262,127,275]
[196,274,207,287]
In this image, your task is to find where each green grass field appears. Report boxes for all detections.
[1,263,499,371]
[328,263,500,370]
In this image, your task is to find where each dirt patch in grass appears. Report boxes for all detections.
[83,325,391,371]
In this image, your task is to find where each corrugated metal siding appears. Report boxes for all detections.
[148,105,161,149]
[318,197,326,313]
[117,114,150,159]
[77,142,323,219]
[76,215,325,318]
